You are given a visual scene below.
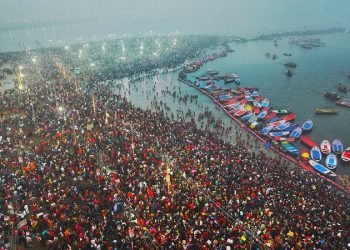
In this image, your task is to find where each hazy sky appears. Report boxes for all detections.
[1,0,350,36]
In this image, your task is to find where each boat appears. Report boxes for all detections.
[261,125,274,135]
[337,83,347,93]
[283,53,292,57]
[324,92,341,101]
[206,69,219,75]
[253,106,260,115]
[282,113,297,122]
[286,69,293,77]
[310,146,322,162]
[264,112,276,121]
[244,104,253,112]
[254,96,262,102]
[341,147,350,162]
[242,113,253,121]
[271,109,292,114]
[325,154,337,170]
[253,101,262,108]
[300,148,310,161]
[281,141,299,156]
[273,136,295,142]
[300,135,318,148]
[245,95,254,102]
[290,127,302,139]
[267,119,286,128]
[250,121,259,129]
[257,110,267,119]
[283,124,299,132]
[269,131,290,137]
[284,62,297,68]
[240,99,248,105]
[315,108,338,115]
[272,55,277,60]
[261,98,269,107]
[331,139,344,155]
[336,99,350,108]
[301,119,313,132]
[275,122,291,131]
[320,140,331,155]
[309,160,336,177]
[251,91,259,97]
[233,109,247,117]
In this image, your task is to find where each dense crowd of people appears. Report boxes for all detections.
[0,40,350,250]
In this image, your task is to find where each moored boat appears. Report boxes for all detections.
[310,146,322,162]
[290,127,302,139]
[301,119,313,132]
[257,110,267,119]
[275,122,291,131]
[283,123,299,132]
[269,131,290,137]
[233,109,247,117]
[261,98,269,107]
[309,160,336,177]
[281,141,299,156]
[272,136,295,142]
[325,154,337,170]
[282,113,297,122]
[300,135,318,148]
[341,147,350,162]
[263,112,276,121]
[320,140,331,155]
[300,148,310,161]
[331,139,344,155]
[272,109,292,114]
[261,125,274,135]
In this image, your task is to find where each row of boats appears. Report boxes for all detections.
[182,75,350,178]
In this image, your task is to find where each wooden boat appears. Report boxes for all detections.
[257,110,267,119]
[206,69,218,75]
[281,141,299,156]
[309,160,336,177]
[300,135,318,148]
[261,98,269,107]
[282,113,297,122]
[269,131,290,137]
[336,99,350,108]
[244,104,253,112]
[301,119,313,132]
[341,147,350,162]
[245,95,254,102]
[253,101,262,108]
[286,69,293,77]
[264,112,276,121]
[300,148,310,161]
[337,83,347,93]
[325,154,337,170]
[290,127,302,139]
[242,113,253,121]
[240,99,248,105]
[272,109,292,114]
[315,108,338,114]
[251,91,259,97]
[283,53,292,56]
[273,136,295,142]
[254,96,263,102]
[233,109,247,117]
[250,121,259,129]
[310,146,322,162]
[320,140,331,155]
[253,106,260,115]
[331,139,344,155]
[261,125,274,135]
[275,122,291,131]
[283,124,299,132]
[324,92,341,101]
[267,119,286,128]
